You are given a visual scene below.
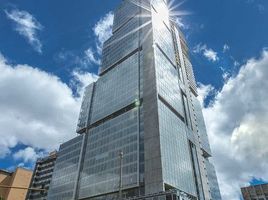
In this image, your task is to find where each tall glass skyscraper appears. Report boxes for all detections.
[47,0,222,199]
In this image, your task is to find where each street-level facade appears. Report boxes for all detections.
[48,0,221,199]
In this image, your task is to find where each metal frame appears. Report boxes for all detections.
[123,189,197,200]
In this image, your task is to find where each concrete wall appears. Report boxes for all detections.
[0,168,32,200]
[0,172,12,199]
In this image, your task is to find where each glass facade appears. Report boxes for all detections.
[189,142,205,200]
[192,95,212,155]
[101,16,140,72]
[112,0,139,33]
[183,55,198,95]
[151,0,170,25]
[76,83,94,133]
[205,159,222,200]
[158,100,196,196]
[48,0,221,199]
[151,2,175,64]
[79,109,140,198]
[47,136,83,200]
[155,46,184,117]
[91,52,140,124]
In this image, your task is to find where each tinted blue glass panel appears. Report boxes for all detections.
[192,95,212,155]
[91,52,140,124]
[47,135,83,200]
[151,1,176,64]
[205,159,222,200]
[155,47,184,117]
[184,55,198,94]
[158,100,196,196]
[79,109,140,198]
[77,83,94,133]
[113,0,139,33]
[101,16,140,72]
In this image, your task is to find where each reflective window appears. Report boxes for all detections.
[183,55,198,94]
[139,105,144,184]
[113,0,139,32]
[189,142,205,200]
[47,135,83,200]
[101,16,140,72]
[77,83,94,133]
[79,109,140,198]
[158,100,196,196]
[192,95,211,154]
[91,52,140,124]
[151,1,176,64]
[151,0,170,25]
[155,46,184,116]
[182,93,193,130]
[205,159,222,200]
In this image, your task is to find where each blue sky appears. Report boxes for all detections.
[0,0,268,199]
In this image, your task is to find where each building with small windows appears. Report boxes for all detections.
[27,151,57,200]
[241,184,268,200]
[47,0,222,199]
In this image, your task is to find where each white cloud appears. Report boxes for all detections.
[71,69,99,96]
[223,44,230,52]
[219,66,232,81]
[18,162,25,168]
[56,11,114,69]
[175,17,189,30]
[234,60,240,67]
[222,71,231,81]
[200,49,268,199]
[0,53,96,159]
[257,4,265,13]
[193,43,219,62]
[193,43,204,54]
[204,49,219,62]
[93,12,114,54]
[13,147,44,163]
[246,0,265,13]
[197,83,215,107]
[84,48,101,65]
[55,48,101,71]
[5,9,43,53]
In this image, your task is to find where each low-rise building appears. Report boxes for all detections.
[0,168,33,200]
[241,183,268,200]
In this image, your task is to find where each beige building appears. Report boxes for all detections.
[0,168,33,200]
